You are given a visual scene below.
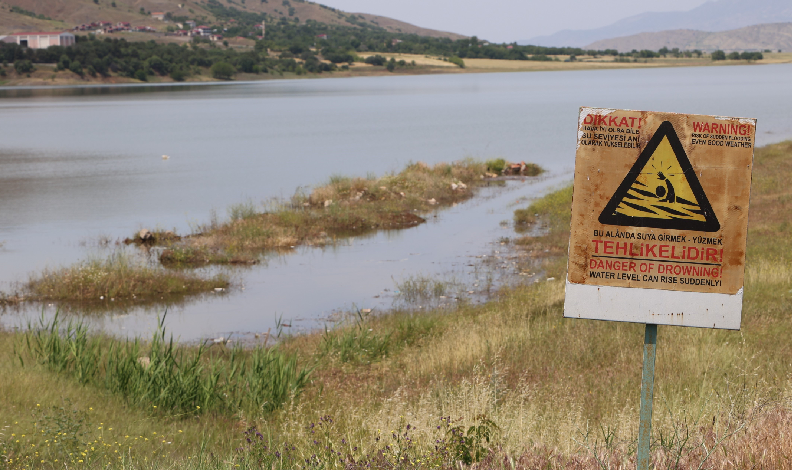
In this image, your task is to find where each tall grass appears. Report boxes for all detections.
[25,250,229,302]
[17,313,312,416]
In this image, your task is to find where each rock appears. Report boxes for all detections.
[399,192,405,197]
[139,228,153,241]
[212,337,224,344]
[458,182,467,190]
[451,183,458,190]
[379,186,387,191]
[161,155,170,160]
[324,200,332,207]
[361,308,372,314]
[485,172,498,178]
[214,287,225,292]
[137,357,151,369]
[428,198,437,205]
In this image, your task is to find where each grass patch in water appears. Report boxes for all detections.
[24,250,229,302]
[157,160,529,266]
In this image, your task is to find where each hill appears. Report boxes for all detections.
[521,0,792,47]
[0,0,465,39]
[585,22,792,53]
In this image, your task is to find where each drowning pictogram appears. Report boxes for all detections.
[598,121,720,232]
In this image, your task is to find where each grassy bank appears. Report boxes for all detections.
[1,142,791,469]
[153,160,512,267]
[21,250,229,304]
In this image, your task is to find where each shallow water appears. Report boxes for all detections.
[1,65,791,339]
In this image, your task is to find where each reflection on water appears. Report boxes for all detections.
[2,65,792,339]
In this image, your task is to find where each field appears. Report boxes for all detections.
[1,141,791,469]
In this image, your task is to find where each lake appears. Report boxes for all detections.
[1,64,791,340]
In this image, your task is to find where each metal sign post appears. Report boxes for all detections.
[636,324,657,470]
[564,108,756,469]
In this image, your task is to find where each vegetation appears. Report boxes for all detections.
[24,250,229,302]
[712,49,763,61]
[16,313,311,417]
[153,160,501,266]
[1,142,791,469]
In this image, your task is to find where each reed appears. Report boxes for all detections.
[16,313,312,417]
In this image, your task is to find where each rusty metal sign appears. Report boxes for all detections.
[564,108,756,329]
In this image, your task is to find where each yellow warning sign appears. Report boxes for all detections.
[598,121,720,232]
[567,108,755,298]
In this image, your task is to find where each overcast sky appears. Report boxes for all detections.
[315,0,712,43]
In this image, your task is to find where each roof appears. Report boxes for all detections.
[10,31,73,36]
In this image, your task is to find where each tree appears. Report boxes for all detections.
[211,61,236,79]
[727,51,740,60]
[711,50,726,60]
[14,59,34,74]
[364,54,385,66]
[68,60,82,76]
[146,55,167,75]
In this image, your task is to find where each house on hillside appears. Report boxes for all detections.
[3,32,76,49]
[152,12,166,21]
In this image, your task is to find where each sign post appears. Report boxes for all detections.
[564,108,756,468]
[637,324,657,470]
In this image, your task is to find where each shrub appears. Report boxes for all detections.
[14,59,35,74]
[170,67,186,81]
[364,54,386,66]
[711,50,726,60]
[69,60,83,76]
[448,55,465,68]
[486,158,507,174]
[211,61,236,79]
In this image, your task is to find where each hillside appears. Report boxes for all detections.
[0,0,465,39]
[586,22,792,53]
[522,0,792,47]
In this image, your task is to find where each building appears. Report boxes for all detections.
[152,12,166,21]
[3,32,76,49]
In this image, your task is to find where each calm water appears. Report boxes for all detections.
[1,64,791,340]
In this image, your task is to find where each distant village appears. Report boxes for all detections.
[1,14,266,49]
[72,14,265,42]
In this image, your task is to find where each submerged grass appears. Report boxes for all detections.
[159,160,505,266]
[2,143,792,469]
[23,250,229,302]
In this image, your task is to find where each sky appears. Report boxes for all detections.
[315,0,712,43]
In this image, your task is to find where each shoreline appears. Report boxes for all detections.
[1,52,790,89]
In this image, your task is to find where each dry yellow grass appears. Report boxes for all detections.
[356,53,458,67]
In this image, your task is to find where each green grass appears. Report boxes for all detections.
[16,313,312,417]
[22,250,229,303]
[155,160,517,266]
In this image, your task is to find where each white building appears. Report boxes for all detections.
[4,32,76,49]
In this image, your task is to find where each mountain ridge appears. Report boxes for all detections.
[521,0,792,47]
[585,22,792,53]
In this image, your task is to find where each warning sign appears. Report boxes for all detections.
[564,108,756,330]
[599,122,720,233]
